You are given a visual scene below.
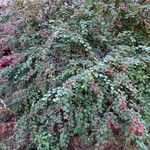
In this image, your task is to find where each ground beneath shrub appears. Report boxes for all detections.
[68,136,138,150]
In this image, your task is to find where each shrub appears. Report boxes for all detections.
[0,0,149,149]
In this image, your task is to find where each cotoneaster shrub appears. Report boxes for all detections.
[15,56,149,150]
[0,0,149,149]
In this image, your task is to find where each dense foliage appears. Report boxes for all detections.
[0,0,149,149]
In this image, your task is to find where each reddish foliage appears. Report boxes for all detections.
[130,104,138,110]
[128,121,144,136]
[65,80,76,88]
[91,87,99,93]
[39,29,50,37]
[68,136,93,150]
[118,101,126,110]
[0,56,20,68]
[1,46,12,56]
[0,114,17,138]
[139,108,144,114]
[26,71,35,79]
[104,70,114,77]
[117,66,125,72]
[107,119,114,127]
[107,61,114,67]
